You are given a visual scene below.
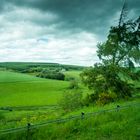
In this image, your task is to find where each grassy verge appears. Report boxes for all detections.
[0,104,139,140]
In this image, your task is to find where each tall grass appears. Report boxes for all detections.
[0,105,139,140]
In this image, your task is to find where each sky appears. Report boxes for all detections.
[0,0,139,66]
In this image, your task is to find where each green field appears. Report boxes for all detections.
[0,66,139,140]
[64,70,82,81]
[0,71,69,107]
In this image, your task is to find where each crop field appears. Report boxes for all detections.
[0,71,69,107]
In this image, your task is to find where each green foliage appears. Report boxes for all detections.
[96,91,117,105]
[68,80,79,89]
[64,71,81,81]
[0,62,85,73]
[81,64,134,104]
[81,15,140,104]
[82,93,98,106]
[83,91,118,106]
[37,70,65,80]
[59,91,83,112]
[97,16,140,67]
[21,67,43,73]
[65,76,75,81]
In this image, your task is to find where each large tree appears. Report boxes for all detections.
[97,17,140,67]
[81,3,140,104]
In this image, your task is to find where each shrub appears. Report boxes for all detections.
[68,80,79,89]
[81,65,135,105]
[83,93,98,106]
[37,71,65,80]
[65,76,75,81]
[96,91,117,105]
[59,91,83,112]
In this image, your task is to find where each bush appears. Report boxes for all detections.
[59,91,83,112]
[68,80,79,89]
[83,93,98,106]
[96,91,117,105]
[81,65,135,105]
[65,76,75,81]
[37,71,65,80]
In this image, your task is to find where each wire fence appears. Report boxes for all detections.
[0,105,60,124]
[0,105,59,111]
[0,103,139,136]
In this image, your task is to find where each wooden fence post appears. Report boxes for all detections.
[116,105,120,112]
[81,112,85,119]
[26,123,31,140]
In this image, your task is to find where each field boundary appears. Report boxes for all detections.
[0,105,59,111]
[0,103,139,135]
[0,80,47,84]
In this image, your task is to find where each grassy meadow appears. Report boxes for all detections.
[0,71,69,107]
[0,63,139,140]
[64,70,82,80]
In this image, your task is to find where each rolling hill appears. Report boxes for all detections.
[0,71,69,107]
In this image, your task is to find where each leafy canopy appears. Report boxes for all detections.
[81,11,140,104]
[97,17,140,67]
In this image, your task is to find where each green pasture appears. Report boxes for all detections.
[0,71,69,107]
[0,69,139,140]
[64,70,82,81]
[0,71,42,83]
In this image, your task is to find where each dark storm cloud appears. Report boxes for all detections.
[0,0,14,13]
[1,0,139,37]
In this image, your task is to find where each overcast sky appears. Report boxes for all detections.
[0,0,139,66]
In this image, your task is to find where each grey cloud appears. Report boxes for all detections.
[0,0,139,65]
[1,0,139,37]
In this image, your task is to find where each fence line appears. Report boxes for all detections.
[0,105,59,111]
[0,103,139,135]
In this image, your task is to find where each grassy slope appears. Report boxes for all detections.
[0,71,69,107]
[0,99,139,140]
[64,70,89,96]
[64,70,82,81]
[36,105,140,140]
[0,70,139,139]
[0,71,42,83]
